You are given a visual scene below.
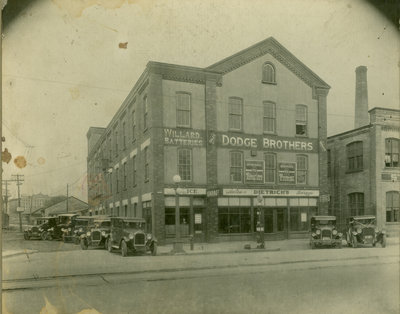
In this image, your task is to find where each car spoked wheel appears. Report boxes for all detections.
[24,233,30,240]
[150,243,157,256]
[337,241,342,249]
[381,236,386,248]
[107,238,113,253]
[80,238,88,250]
[74,237,80,245]
[121,240,128,257]
[346,233,351,247]
[41,231,48,241]
[352,235,358,248]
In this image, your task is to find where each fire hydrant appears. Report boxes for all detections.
[189,234,194,251]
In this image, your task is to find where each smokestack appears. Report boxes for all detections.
[354,66,369,128]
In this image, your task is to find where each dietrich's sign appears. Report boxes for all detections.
[218,133,317,152]
[223,188,320,197]
[164,128,205,147]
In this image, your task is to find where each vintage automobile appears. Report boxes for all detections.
[107,217,157,257]
[63,216,93,244]
[80,216,111,250]
[309,216,343,249]
[346,215,386,248]
[24,217,57,240]
[48,213,78,241]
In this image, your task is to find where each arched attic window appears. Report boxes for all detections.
[262,62,276,84]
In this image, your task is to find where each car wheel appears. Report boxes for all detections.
[352,235,358,248]
[311,242,316,250]
[150,242,157,256]
[337,241,342,249]
[24,233,30,240]
[381,236,386,248]
[346,233,351,247]
[74,237,80,245]
[80,238,88,250]
[47,233,53,241]
[372,242,376,247]
[62,235,67,243]
[107,238,113,253]
[41,231,48,241]
[121,240,128,257]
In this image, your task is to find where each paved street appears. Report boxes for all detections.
[2,230,399,314]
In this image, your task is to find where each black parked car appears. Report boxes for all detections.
[107,217,157,257]
[52,213,78,241]
[309,216,343,249]
[63,216,94,244]
[80,216,111,250]
[24,217,57,240]
[346,215,386,248]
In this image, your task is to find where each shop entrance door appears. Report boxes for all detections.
[258,208,287,240]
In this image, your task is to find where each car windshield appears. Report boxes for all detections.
[94,221,110,228]
[59,216,73,224]
[315,220,335,226]
[75,220,89,226]
[124,221,144,229]
[354,219,375,225]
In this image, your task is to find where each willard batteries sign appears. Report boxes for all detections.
[164,128,205,147]
[245,160,264,183]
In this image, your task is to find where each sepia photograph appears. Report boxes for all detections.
[1,0,399,313]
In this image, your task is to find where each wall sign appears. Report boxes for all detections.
[278,162,296,184]
[195,214,202,224]
[218,133,317,152]
[223,188,320,197]
[164,188,206,195]
[164,128,205,147]
[245,160,265,183]
[206,189,220,197]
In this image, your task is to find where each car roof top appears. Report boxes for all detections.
[38,217,54,219]
[311,215,336,220]
[111,217,146,222]
[76,216,94,219]
[58,214,79,217]
[350,215,376,220]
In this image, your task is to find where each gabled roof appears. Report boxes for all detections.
[43,197,88,216]
[206,37,330,90]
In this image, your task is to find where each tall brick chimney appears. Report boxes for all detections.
[354,66,369,128]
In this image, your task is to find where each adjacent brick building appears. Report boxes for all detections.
[328,66,400,237]
[87,37,331,243]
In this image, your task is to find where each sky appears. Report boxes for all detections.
[2,0,399,201]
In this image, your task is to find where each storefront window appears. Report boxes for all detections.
[164,207,190,237]
[290,208,308,231]
[143,201,152,233]
[218,208,250,234]
[277,209,284,232]
[264,210,274,233]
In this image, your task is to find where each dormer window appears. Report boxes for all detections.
[262,62,276,84]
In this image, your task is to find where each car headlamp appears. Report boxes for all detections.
[147,234,152,240]
[68,228,71,231]
[79,228,83,232]
[332,230,338,235]
[338,232,343,237]
[357,228,362,234]
[101,231,106,236]
[381,230,386,234]
[311,233,316,237]
[39,228,43,232]
[316,230,321,235]
[86,231,91,236]
[129,233,134,240]
[74,230,78,233]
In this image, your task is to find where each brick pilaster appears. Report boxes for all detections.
[316,87,329,215]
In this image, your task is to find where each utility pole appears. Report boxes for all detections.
[66,184,69,213]
[2,180,10,214]
[11,174,24,232]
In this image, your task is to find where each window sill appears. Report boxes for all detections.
[295,134,308,138]
[346,169,364,174]
[176,126,192,129]
[228,129,243,133]
[261,81,277,85]
[263,131,277,135]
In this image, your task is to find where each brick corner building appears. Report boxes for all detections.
[87,37,331,243]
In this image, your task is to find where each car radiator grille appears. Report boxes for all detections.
[135,233,145,245]
[362,227,374,236]
[92,231,101,241]
[321,230,331,238]
[31,227,39,232]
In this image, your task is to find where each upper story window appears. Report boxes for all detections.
[230,151,243,183]
[143,95,148,131]
[116,167,119,193]
[347,141,363,171]
[263,101,276,133]
[386,191,399,222]
[108,137,112,161]
[114,129,118,157]
[229,97,243,131]
[132,110,136,142]
[122,122,126,149]
[348,192,364,216]
[264,153,276,184]
[176,93,191,128]
[178,148,192,181]
[144,147,149,181]
[132,156,137,187]
[262,62,276,84]
[385,138,399,168]
[296,155,308,184]
[123,162,127,190]
[295,105,307,136]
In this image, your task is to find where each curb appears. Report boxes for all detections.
[159,247,281,256]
